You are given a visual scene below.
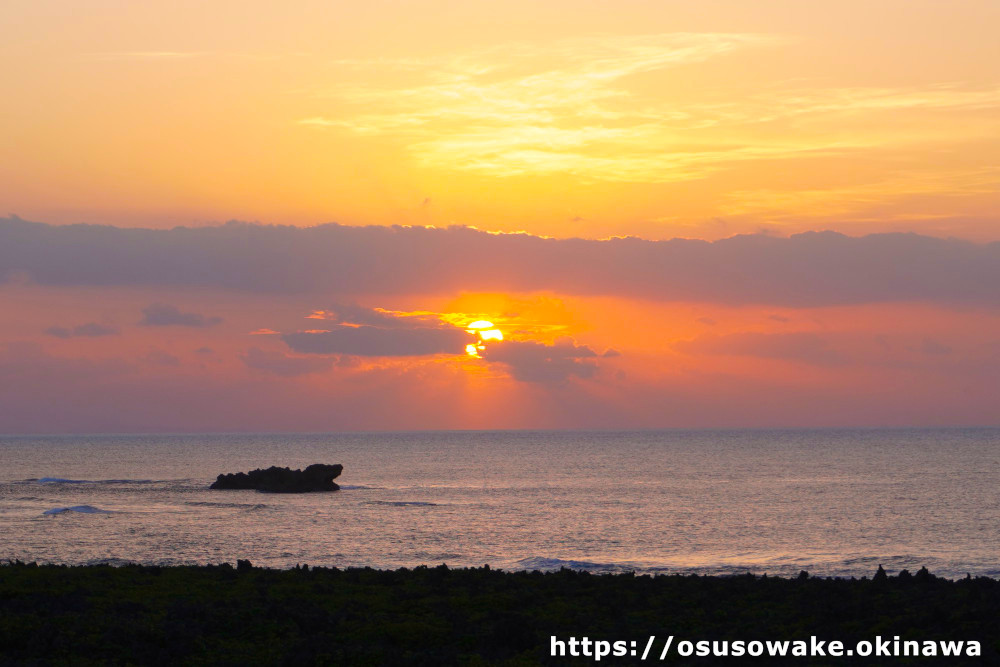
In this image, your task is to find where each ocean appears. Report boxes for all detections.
[1,428,998,579]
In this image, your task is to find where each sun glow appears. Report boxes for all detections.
[465,319,504,356]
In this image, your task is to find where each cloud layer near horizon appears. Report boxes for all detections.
[2,218,998,307]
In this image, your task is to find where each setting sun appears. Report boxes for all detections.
[464,319,505,357]
[465,319,505,356]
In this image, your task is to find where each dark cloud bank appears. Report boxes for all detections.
[2,218,999,306]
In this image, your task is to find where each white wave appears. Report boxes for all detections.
[184,501,269,509]
[514,557,629,572]
[364,500,438,507]
[37,477,154,484]
[43,505,114,515]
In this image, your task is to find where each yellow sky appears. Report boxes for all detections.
[2,0,998,239]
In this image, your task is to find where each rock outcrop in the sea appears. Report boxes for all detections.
[210,464,343,493]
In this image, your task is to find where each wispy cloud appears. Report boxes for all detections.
[716,84,1000,122]
[86,51,283,62]
[297,33,790,182]
[720,166,1000,219]
[88,51,211,60]
[295,34,1000,184]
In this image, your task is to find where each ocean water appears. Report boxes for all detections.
[1,429,998,579]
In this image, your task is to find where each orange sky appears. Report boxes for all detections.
[1,2,998,431]
[2,0,999,239]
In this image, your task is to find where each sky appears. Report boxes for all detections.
[1,1,998,432]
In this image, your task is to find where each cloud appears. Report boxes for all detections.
[282,304,613,384]
[90,51,211,60]
[674,332,846,366]
[710,85,1000,125]
[139,303,222,327]
[283,325,468,357]
[480,338,598,383]
[307,303,441,328]
[45,322,119,338]
[296,33,820,182]
[283,304,469,357]
[283,304,611,382]
[241,347,334,377]
[3,219,999,307]
[720,166,1000,221]
[87,51,277,62]
[297,35,1000,184]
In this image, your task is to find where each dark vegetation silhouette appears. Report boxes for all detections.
[0,562,996,665]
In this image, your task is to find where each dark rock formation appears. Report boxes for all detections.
[210,464,343,493]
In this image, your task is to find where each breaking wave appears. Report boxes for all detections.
[35,477,154,484]
[365,500,438,507]
[43,505,114,515]
[184,501,269,511]
[514,557,639,573]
